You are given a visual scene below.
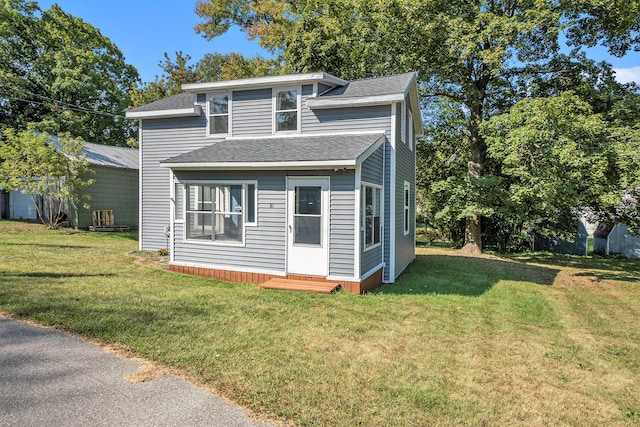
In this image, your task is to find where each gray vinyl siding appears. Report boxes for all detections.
[383,136,393,282]
[361,145,384,186]
[172,170,356,277]
[73,166,138,229]
[394,102,416,279]
[360,145,384,276]
[231,88,272,137]
[328,172,356,278]
[302,103,391,135]
[172,170,286,273]
[140,115,213,250]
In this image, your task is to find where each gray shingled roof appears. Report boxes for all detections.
[318,72,415,99]
[81,142,139,169]
[162,133,384,165]
[50,135,138,170]
[127,92,194,113]
[127,72,416,113]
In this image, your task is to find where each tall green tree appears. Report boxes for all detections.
[0,129,94,227]
[195,0,640,253]
[0,1,139,145]
[195,0,563,253]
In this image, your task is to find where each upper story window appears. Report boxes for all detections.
[209,94,230,136]
[274,88,299,132]
[408,109,414,151]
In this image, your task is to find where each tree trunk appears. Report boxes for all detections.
[461,98,486,255]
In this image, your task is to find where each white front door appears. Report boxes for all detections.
[287,177,329,276]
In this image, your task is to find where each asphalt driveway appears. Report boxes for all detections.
[0,317,274,427]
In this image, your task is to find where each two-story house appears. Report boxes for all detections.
[126,72,422,293]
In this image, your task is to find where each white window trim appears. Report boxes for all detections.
[181,180,257,246]
[403,181,411,235]
[174,180,184,223]
[207,92,232,137]
[244,181,258,226]
[272,87,301,134]
[362,182,383,252]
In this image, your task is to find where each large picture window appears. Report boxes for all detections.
[185,183,255,243]
[275,89,298,132]
[209,94,229,135]
[363,184,381,249]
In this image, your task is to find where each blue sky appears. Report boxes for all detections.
[39,0,640,84]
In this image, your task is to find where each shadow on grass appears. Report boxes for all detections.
[509,252,640,274]
[374,253,560,297]
[1,271,116,279]
[573,272,640,283]
[1,243,92,249]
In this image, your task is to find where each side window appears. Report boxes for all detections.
[209,94,229,135]
[174,182,184,221]
[401,101,406,143]
[404,181,410,235]
[408,109,414,151]
[246,183,256,225]
[363,185,381,249]
[274,89,299,132]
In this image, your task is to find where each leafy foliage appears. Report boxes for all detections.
[0,1,139,145]
[0,129,94,227]
[192,0,640,252]
[130,51,279,108]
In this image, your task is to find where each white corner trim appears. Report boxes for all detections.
[307,94,405,109]
[182,73,347,92]
[126,106,202,119]
[389,104,397,282]
[137,119,143,251]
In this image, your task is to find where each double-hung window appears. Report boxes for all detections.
[209,94,229,135]
[274,89,299,132]
[362,184,381,249]
[408,109,414,151]
[404,181,410,235]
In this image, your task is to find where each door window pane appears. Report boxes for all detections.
[296,186,321,215]
[294,185,322,246]
[295,216,321,245]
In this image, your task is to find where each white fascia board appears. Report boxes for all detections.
[160,160,358,170]
[355,134,386,166]
[125,106,202,119]
[306,94,405,109]
[182,73,347,92]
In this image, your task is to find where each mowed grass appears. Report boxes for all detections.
[1,220,639,426]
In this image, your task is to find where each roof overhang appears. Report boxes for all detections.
[182,73,347,92]
[159,133,385,171]
[160,160,359,171]
[125,105,202,119]
[306,93,405,109]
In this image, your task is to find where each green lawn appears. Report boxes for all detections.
[1,220,639,426]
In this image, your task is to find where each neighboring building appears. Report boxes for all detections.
[0,139,139,229]
[68,141,139,229]
[593,224,640,259]
[126,72,422,293]
[532,220,589,256]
